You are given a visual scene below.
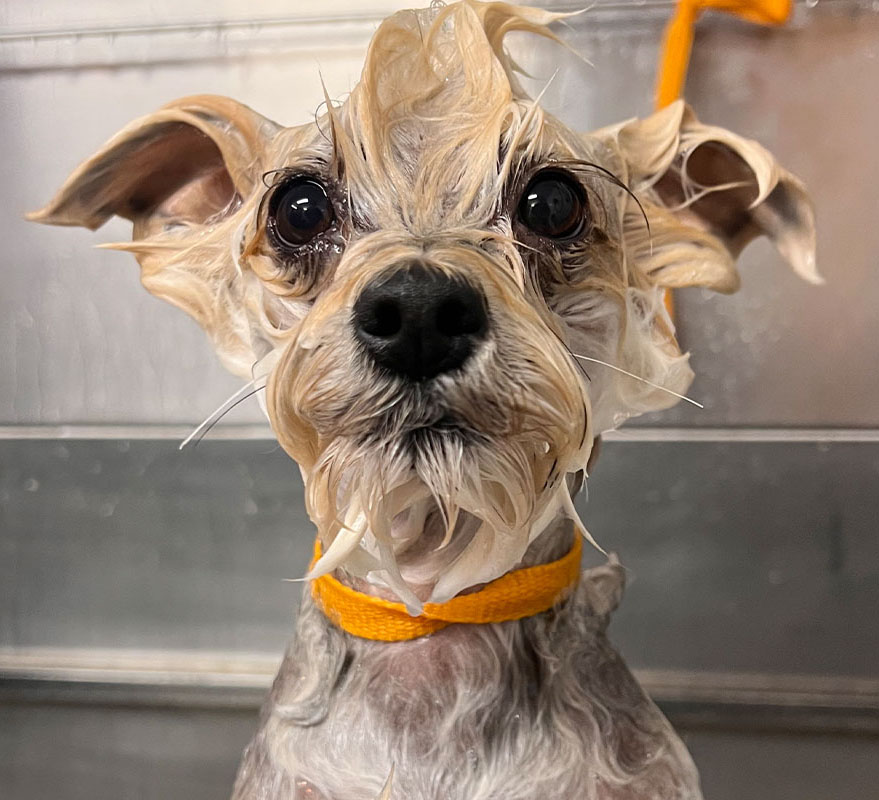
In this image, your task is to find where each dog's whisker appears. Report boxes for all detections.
[509,235,541,254]
[571,352,703,408]
[179,379,268,450]
[475,227,539,255]
[558,337,592,383]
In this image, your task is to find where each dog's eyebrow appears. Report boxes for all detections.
[550,158,651,239]
[261,167,307,188]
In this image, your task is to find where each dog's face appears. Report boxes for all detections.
[32,1,816,607]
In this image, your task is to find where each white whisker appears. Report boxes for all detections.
[179,378,268,450]
[570,353,704,408]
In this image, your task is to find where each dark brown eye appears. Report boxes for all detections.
[518,170,588,240]
[269,176,334,248]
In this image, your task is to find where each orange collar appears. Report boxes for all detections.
[309,534,582,642]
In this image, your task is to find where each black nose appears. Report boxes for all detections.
[352,265,489,381]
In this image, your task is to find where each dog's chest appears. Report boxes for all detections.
[254,597,701,800]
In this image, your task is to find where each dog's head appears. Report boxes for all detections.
[31,1,817,608]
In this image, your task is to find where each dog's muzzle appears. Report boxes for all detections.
[352,264,488,381]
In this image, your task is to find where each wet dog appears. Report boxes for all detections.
[32,2,817,797]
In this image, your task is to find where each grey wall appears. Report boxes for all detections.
[2,1,878,798]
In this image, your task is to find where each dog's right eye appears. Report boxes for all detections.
[268,177,335,248]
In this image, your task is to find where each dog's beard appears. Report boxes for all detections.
[304,423,583,611]
[268,301,592,613]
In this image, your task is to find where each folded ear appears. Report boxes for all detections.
[599,100,819,292]
[29,95,282,375]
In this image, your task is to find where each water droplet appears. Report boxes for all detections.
[23,478,39,492]
[98,497,119,517]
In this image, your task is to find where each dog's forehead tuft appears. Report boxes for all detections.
[323,1,564,231]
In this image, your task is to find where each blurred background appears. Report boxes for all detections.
[1,1,877,797]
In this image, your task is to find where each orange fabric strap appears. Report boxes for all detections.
[655,0,792,109]
[310,534,583,642]
[655,0,793,319]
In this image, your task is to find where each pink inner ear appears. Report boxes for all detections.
[156,166,236,225]
[111,123,233,223]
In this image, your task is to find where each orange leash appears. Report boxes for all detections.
[655,0,793,318]
[310,534,583,642]
[656,0,792,111]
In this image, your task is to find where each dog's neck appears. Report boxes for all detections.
[334,507,576,604]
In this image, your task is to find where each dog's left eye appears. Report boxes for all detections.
[517,170,588,240]
[268,176,335,248]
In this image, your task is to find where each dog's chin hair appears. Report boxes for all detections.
[301,425,577,611]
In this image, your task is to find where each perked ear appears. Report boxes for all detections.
[600,100,819,293]
[29,95,282,376]
[29,94,278,232]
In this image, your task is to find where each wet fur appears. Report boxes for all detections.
[30,2,817,798]
[232,547,700,800]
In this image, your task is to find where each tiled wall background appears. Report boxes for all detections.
[2,2,878,798]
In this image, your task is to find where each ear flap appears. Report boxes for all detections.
[600,100,819,292]
[29,95,282,376]
[29,94,278,232]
